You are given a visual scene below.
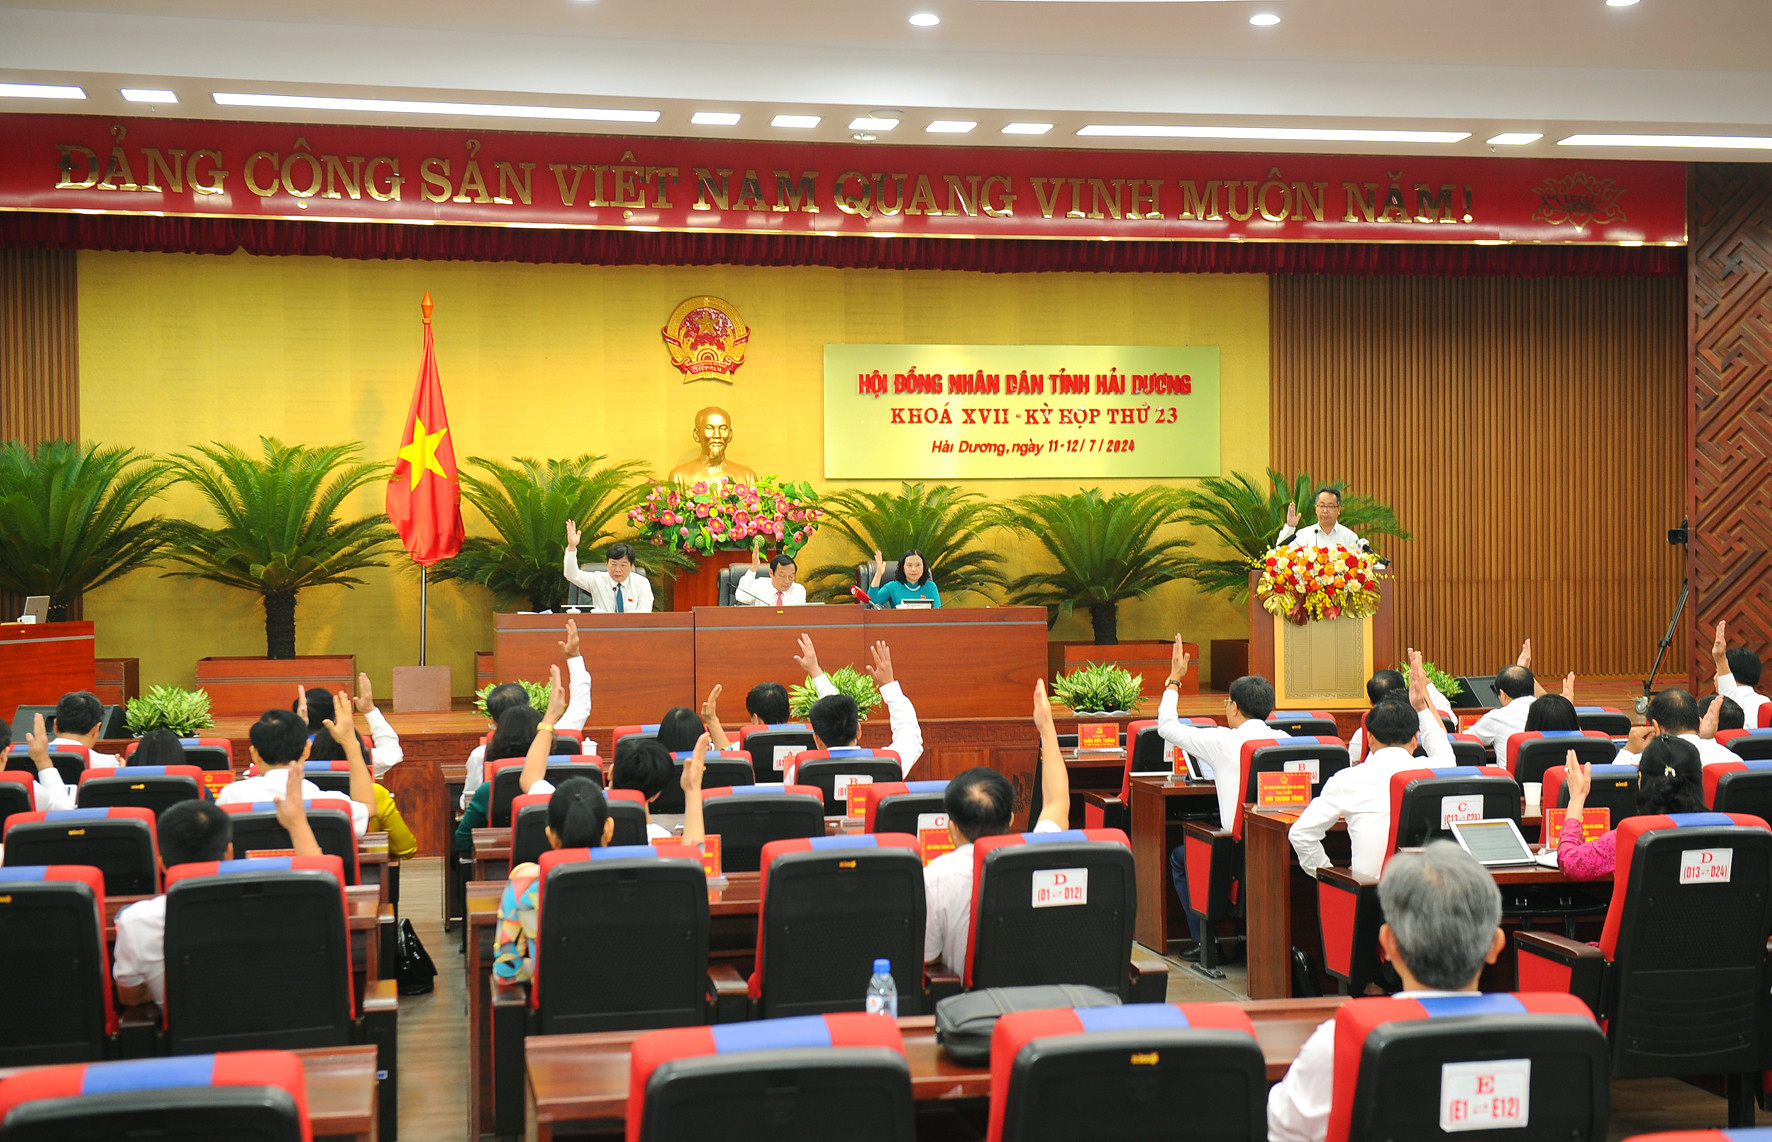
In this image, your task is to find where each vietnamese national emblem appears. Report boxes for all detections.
[661,296,750,380]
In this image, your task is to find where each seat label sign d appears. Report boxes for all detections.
[1440,1058,1530,1132]
[1031,867,1088,908]
[1680,847,1732,885]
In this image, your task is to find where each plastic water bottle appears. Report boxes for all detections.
[865,958,898,1017]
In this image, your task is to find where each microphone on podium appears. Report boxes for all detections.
[849,586,879,609]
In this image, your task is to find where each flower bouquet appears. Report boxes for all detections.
[629,477,823,557]
[1254,544,1385,625]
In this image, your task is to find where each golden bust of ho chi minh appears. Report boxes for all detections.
[669,406,759,485]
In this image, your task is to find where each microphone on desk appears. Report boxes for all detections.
[849,586,879,609]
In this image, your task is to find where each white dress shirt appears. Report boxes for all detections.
[1614,730,1739,769]
[1275,521,1365,550]
[1717,673,1769,729]
[563,550,653,613]
[215,767,369,837]
[1288,708,1452,878]
[1349,683,1454,760]
[785,674,924,782]
[52,737,118,768]
[734,572,807,607]
[1156,689,1286,828]
[29,766,76,811]
[460,656,593,807]
[1267,989,1468,1142]
[112,894,169,1008]
[923,818,1063,967]
[1467,695,1534,752]
[360,710,404,779]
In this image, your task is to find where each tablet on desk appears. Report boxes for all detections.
[1450,819,1538,868]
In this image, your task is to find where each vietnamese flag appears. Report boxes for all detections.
[386,292,465,565]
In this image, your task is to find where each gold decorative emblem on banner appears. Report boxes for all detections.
[661,296,750,380]
[1530,173,1627,229]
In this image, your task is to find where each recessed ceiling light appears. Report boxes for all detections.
[909,12,941,25]
[1605,0,1639,7]
[850,116,900,131]
[212,91,657,122]
[927,120,977,134]
[1078,124,1470,143]
[771,114,821,129]
[1249,12,1280,25]
[691,111,741,126]
[0,83,85,100]
[1559,132,1772,149]
[1486,132,1543,145]
[121,88,178,104]
[853,133,876,142]
[1003,122,1054,135]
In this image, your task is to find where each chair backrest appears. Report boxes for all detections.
[1446,733,1487,767]
[750,834,925,1018]
[2,807,159,895]
[1120,719,1214,799]
[653,751,755,814]
[1718,727,1772,762]
[716,564,742,606]
[76,765,204,816]
[531,844,709,1033]
[986,1003,1265,1142]
[736,723,817,782]
[858,560,901,589]
[1544,764,1640,829]
[791,753,906,814]
[0,772,34,831]
[860,780,949,834]
[487,755,601,828]
[611,724,662,753]
[1596,813,1772,1078]
[162,856,354,1052]
[1266,710,1339,737]
[1504,730,1617,785]
[122,736,235,772]
[627,1013,913,1142]
[510,789,650,862]
[6,743,89,786]
[1574,706,1633,737]
[1325,992,1607,1142]
[966,829,1136,994]
[0,865,114,1065]
[1704,760,1772,823]
[1762,703,1772,730]
[286,760,353,796]
[218,800,359,884]
[0,1050,311,1142]
[700,786,827,872]
[1385,767,1520,856]
[1233,737,1349,841]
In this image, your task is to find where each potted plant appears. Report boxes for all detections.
[1051,662,1144,716]
[124,684,217,736]
[788,665,883,721]
[799,482,1008,603]
[473,679,550,717]
[429,454,686,611]
[0,440,173,621]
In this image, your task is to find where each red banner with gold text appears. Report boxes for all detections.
[0,115,1686,244]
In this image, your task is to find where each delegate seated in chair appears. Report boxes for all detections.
[1268,842,1511,1142]
[8,713,84,811]
[781,634,923,783]
[924,678,1069,972]
[460,618,592,808]
[1289,655,1453,878]
[1347,666,1455,760]
[701,682,815,779]
[215,705,371,838]
[1556,739,1706,880]
[112,768,324,1010]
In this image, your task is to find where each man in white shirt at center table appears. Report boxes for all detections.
[215,702,373,837]
[1275,486,1365,551]
[783,633,922,783]
[1712,620,1768,729]
[734,553,807,607]
[1266,841,1509,1142]
[1465,639,1543,752]
[1289,650,1453,879]
[562,524,653,613]
[1615,686,1736,768]
[48,690,120,768]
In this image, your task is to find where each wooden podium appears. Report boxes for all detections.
[1246,571,1393,704]
[0,621,96,715]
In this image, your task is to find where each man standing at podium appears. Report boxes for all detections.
[1275,487,1366,551]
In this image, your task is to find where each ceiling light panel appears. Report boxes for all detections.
[1078,124,1469,143]
[691,111,740,125]
[849,116,900,131]
[1486,132,1542,145]
[1002,123,1054,135]
[1559,133,1772,149]
[926,120,977,133]
[121,88,177,103]
[213,91,657,122]
[771,114,821,128]
[0,82,84,99]
[909,12,941,25]
[1249,12,1281,24]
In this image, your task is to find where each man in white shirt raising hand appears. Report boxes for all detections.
[785,633,923,781]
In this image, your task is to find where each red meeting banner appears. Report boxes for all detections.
[0,114,1686,245]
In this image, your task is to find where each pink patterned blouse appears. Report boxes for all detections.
[1556,815,1617,881]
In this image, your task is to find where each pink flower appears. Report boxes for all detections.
[693,481,708,495]
[734,510,751,526]
[667,493,680,508]
[678,526,690,536]
[696,505,709,518]
[793,530,805,543]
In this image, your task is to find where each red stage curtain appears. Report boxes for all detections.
[0,211,1684,278]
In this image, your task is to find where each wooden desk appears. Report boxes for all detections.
[0,620,95,714]
[861,607,1047,720]
[0,1044,378,1142]
[1127,776,1220,951]
[525,999,1346,1139]
[495,612,696,726]
[693,605,867,723]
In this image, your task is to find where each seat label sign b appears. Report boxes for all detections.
[1031,868,1088,908]
[1680,847,1733,885]
[1439,1058,1530,1132]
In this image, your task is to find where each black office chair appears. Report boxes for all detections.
[793,754,906,815]
[221,801,360,884]
[857,560,901,592]
[2,807,159,896]
[966,829,1136,997]
[717,565,745,606]
[76,765,203,817]
[654,752,755,814]
[701,786,827,872]
[0,1050,312,1142]
[0,864,115,1065]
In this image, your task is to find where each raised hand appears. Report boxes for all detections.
[565,519,581,552]
[701,684,722,724]
[1713,620,1730,673]
[24,712,51,771]
[1407,647,1430,712]
[322,691,357,744]
[295,685,309,723]
[1167,634,1191,685]
[1517,639,1532,669]
[557,617,581,659]
[864,640,895,688]
[683,733,710,794]
[1561,671,1576,702]
[353,672,375,716]
[1564,750,1591,805]
[542,664,567,724]
[275,759,312,830]
[1032,678,1055,734]
[1701,692,1723,740]
[792,632,822,678]
[1285,502,1300,529]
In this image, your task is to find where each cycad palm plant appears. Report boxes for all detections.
[427,454,673,611]
[1176,469,1411,600]
[999,487,1193,645]
[160,438,396,659]
[0,440,173,620]
[800,482,1009,603]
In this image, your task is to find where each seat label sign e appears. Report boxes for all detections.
[1440,1058,1530,1132]
[1031,868,1088,908]
[1440,796,1484,830]
[1680,847,1732,885]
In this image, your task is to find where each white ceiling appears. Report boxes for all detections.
[1,0,1769,159]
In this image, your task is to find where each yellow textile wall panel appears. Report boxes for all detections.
[1271,275,1684,677]
[78,251,1268,694]
[0,249,78,445]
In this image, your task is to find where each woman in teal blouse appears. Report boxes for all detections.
[867,548,942,608]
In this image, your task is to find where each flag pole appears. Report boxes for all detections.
[420,564,428,666]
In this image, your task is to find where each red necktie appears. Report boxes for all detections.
[776,590,784,605]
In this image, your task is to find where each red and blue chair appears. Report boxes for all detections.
[1703,759,1772,823]
[0,772,33,831]
[965,828,1136,996]
[5,742,89,786]
[1503,730,1616,786]
[1718,728,1772,763]
[789,750,905,814]
[700,785,825,872]
[736,722,816,781]
[2,806,158,895]
[859,780,948,835]
[0,865,116,1065]
[654,750,755,813]
[123,736,234,771]
[76,765,205,816]
[1574,706,1633,737]
[486,755,603,828]
[0,1050,311,1142]
[219,797,359,883]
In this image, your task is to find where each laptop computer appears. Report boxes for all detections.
[18,597,48,623]
[1450,818,1559,869]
